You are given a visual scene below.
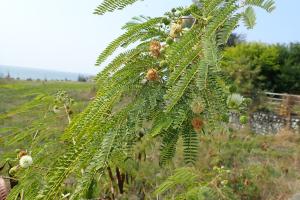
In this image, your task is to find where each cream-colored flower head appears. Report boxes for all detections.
[19,155,33,168]
[227,93,244,109]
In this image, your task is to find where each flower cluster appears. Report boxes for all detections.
[170,21,183,38]
[191,117,204,132]
[146,69,159,81]
[149,40,161,58]
[19,155,33,169]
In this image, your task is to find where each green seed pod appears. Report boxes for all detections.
[239,115,249,124]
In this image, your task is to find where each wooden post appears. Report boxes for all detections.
[286,95,292,130]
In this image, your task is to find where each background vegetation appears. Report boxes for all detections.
[0,79,94,164]
[1,80,300,199]
[222,41,300,94]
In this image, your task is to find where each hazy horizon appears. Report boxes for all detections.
[0,65,91,80]
[0,64,93,75]
[1,0,300,74]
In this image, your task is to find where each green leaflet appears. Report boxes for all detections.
[242,6,256,29]
[244,0,276,12]
[94,0,140,15]
[95,17,162,66]
[164,63,200,112]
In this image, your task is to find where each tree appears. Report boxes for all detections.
[6,0,275,199]
[222,42,280,94]
[77,75,88,82]
[276,43,300,93]
[226,33,245,47]
[222,42,300,94]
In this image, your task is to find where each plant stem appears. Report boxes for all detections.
[2,176,18,181]
[63,104,71,124]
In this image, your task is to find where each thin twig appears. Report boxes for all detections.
[1,176,19,181]
[33,130,39,140]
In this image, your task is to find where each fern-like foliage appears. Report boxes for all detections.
[155,166,237,200]
[244,0,275,12]
[94,0,141,15]
[243,6,256,29]
[155,167,218,200]
[159,129,179,165]
[6,0,275,199]
[155,168,198,195]
[95,17,163,65]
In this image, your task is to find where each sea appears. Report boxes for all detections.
[0,65,91,81]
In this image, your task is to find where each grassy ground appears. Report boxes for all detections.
[1,79,300,199]
[0,79,95,159]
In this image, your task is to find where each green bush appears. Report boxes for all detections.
[222,42,300,94]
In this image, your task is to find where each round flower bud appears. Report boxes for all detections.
[141,78,148,85]
[239,115,249,124]
[192,117,204,132]
[53,105,60,113]
[166,37,174,45]
[161,17,170,25]
[146,69,159,81]
[159,60,168,68]
[19,155,33,169]
[15,149,20,153]
[244,98,252,106]
[9,166,19,177]
[221,180,228,185]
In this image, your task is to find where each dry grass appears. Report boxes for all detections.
[187,128,300,200]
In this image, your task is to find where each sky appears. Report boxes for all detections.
[0,0,299,74]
